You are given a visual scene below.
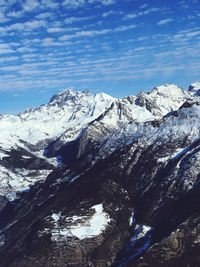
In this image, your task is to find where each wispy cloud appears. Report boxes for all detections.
[62,0,116,8]
[115,25,136,32]
[40,0,59,9]
[0,0,199,109]
[23,0,40,12]
[2,19,47,34]
[139,4,148,9]
[124,7,162,20]
[157,18,173,25]
[64,15,94,24]
[62,0,86,8]
[59,24,136,41]
[102,10,115,17]
[36,12,53,19]
[47,27,66,33]
[186,30,200,37]
[89,0,116,5]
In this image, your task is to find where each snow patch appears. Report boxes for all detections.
[131,224,152,242]
[118,224,153,266]
[50,204,111,242]
[0,234,5,247]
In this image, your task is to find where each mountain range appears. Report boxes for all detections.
[0,82,200,266]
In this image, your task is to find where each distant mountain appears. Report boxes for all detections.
[188,81,200,95]
[0,90,114,199]
[0,83,200,266]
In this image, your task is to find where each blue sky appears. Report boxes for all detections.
[0,0,200,113]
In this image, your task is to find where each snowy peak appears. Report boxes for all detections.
[48,89,115,106]
[0,89,115,149]
[49,89,90,105]
[135,83,191,117]
[188,82,200,96]
[149,83,191,99]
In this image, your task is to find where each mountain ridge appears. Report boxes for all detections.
[0,83,196,199]
[0,82,200,266]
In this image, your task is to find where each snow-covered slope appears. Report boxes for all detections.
[135,83,192,116]
[0,89,115,200]
[188,81,200,96]
[0,83,195,200]
[47,84,192,163]
[1,82,200,266]
[90,100,200,171]
[0,90,115,150]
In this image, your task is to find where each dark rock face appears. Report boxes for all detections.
[0,196,8,214]
[0,148,54,170]
[1,86,200,266]
[1,103,200,266]
[0,160,133,266]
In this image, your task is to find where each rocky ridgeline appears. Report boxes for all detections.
[0,82,200,266]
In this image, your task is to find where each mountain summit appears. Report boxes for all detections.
[0,82,200,266]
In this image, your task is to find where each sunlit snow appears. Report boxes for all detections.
[50,204,111,241]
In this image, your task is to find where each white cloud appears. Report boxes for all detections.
[7,10,24,18]
[100,0,116,5]
[23,0,40,12]
[115,24,136,32]
[62,0,85,8]
[137,36,149,41]
[124,13,138,19]
[48,26,79,33]
[0,48,15,54]
[140,4,148,9]
[102,10,115,17]
[186,30,200,37]
[7,20,47,32]
[47,27,65,33]
[157,18,173,25]
[17,47,36,53]
[36,12,52,19]
[0,43,11,49]
[0,56,19,63]
[64,15,94,24]
[143,7,161,15]
[40,0,59,9]
[41,38,64,47]
[89,0,116,5]
[62,0,115,8]
[0,11,9,22]
[124,8,162,20]
[58,24,136,42]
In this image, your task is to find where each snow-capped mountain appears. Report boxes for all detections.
[0,84,191,200]
[45,84,192,163]
[0,89,115,150]
[188,81,200,95]
[0,82,200,266]
[0,90,114,199]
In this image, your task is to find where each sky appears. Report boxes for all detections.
[0,0,200,113]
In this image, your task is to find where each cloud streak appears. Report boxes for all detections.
[157,18,174,25]
[0,0,199,114]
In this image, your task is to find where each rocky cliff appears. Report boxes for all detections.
[0,83,200,266]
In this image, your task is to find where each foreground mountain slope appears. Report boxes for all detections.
[0,84,200,266]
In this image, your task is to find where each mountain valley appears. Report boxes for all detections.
[0,82,200,266]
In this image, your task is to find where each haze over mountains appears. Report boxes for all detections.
[0,82,200,266]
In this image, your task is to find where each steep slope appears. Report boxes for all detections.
[0,84,191,200]
[46,84,192,163]
[0,89,115,150]
[188,81,200,95]
[1,91,200,266]
[0,90,115,200]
